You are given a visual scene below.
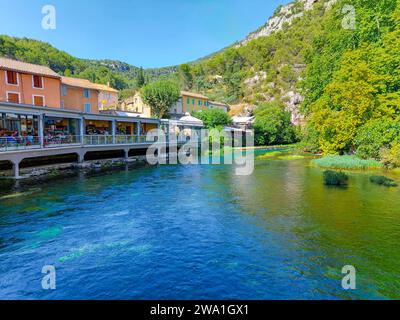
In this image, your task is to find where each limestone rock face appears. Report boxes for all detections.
[235,0,321,48]
[283,91,304,125]
[244,71,267,87]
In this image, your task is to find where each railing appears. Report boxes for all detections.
[83,135,113,145]
[0,136,41,152]
[44,135,81,147]
[116,135,159,144]
[0,134,190,152]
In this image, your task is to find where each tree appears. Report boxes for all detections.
[141,80,180,119]
[193,109,232,129]
[253,103,297,146]
[178,64,193,90]
[136,67,145,88]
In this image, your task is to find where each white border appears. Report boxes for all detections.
[5,70,20,86]
[32,75,44,89]
[6,91,21,103]
[32,94,45,107]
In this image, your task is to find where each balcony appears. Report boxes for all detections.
[0,134,160,153]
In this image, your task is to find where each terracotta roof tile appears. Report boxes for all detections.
[61,76,118,92]
[0,57,60,78]
[180,91,209,100]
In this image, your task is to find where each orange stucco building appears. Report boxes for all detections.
[0,57,61,108]
[61,77,100,113]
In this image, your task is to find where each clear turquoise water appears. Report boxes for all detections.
[0,151,400,299]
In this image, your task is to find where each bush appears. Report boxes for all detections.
[253,103,299,146]
[323,170,349,186]
[192,109,232,129]
[312,155,383,170]
[370,176,398,187]
[380,142,400,169]
[355,119,400,160]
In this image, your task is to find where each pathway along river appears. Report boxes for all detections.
[0,150,399,299]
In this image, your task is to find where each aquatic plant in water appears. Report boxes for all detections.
[369,176,398,187]
[323,170,349,186]
[313,156,382,170]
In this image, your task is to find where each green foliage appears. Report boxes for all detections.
[380,142,400,169]
[178,64,193,90]
[141,80,180,119]
[354,119,400,160]
[302,0,400,155]
[323,170,349,186]
[136,67,146,88]
[192,109,232,129]
[253,103,298,146]
[312,155,383,170]
[370,175,398,187]
[0,35,176,91]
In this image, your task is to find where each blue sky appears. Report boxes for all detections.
[0,0,287,68]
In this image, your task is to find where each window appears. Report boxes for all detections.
[61,100,65,109]
[61,84,68,96]
[187,98,190,104]
[7,92,20,103]
[84,103,91,113]
[6,71,18,85]
[32,75,43,88]
[205,101,209,107]
[199,100,203,106]
[83,89,90,98]
[33,95,45,106]
[192,99,195,105]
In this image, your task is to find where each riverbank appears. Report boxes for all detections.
[0,155,148,181]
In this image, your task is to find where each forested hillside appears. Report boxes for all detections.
[175,0,400,164]
[0,35,176,90]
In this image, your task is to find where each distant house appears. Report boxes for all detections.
[231,116,255,130]
[97,83,118,111]
[209,101,230,113]
[121,90,228,119]
[180,91,210,114]
[61,77,118,114]
[0,57,61,108]
[119,92,152,118]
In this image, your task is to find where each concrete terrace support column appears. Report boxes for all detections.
[12,160,21,179]
[78,152,85,163]
[111,120,116,144]
[39,114,44,148]
[124,149,129,160]
[136,121,141,143]
[80,118,85,145]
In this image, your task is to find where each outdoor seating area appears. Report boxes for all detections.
[0,112,41,151]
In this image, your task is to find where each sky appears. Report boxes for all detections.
[0,0,287,68]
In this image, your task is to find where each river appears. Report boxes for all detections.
[0,150,399,299]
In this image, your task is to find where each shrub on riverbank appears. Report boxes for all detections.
[370,176,398,187]
[312,156,382,170]
[323,170,349,186]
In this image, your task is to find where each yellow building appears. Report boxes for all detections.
[119,90,229,119]
[181,91,210,113]
[120,92,152,118]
